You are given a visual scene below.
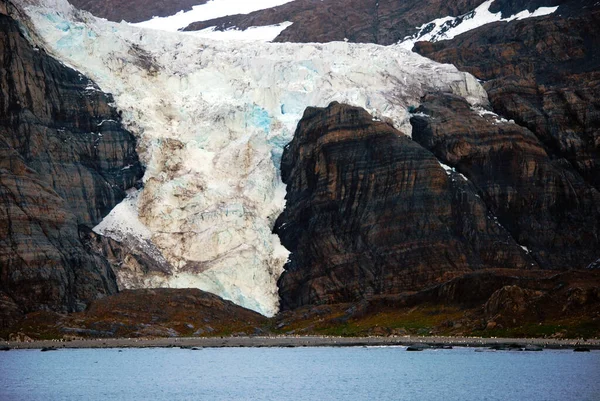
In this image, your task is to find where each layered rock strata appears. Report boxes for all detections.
[23,0,489,315]
[275,102,537,309]
[414,6,600,189]
[0,1,143,325]
[411,93,600,271]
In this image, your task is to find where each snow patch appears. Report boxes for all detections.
[191,21,293,42]
[471,106,514,125]
[399,0,559,49]
[438,161,468,181]
[132,0,297,32]
[94,188,152,242]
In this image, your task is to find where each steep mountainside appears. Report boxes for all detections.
[411,93,600,270]
[414,5,600,190]
[276,99,599,309]
[275,103,529,309]
[0,1,142,326]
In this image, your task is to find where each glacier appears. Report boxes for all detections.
[23,0,488,316]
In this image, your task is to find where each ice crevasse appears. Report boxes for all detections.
[23,0,488,316]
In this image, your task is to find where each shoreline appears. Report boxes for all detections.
[3,335,599,350]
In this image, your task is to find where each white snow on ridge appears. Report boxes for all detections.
[438,161,468,181]
[191,21,293,42]
[132,0,297,32]
[24,1,487,316]
[471,106,515,125]
[399,0,559,49]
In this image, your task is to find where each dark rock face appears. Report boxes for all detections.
[411,93,600,271]
[0,2,143,325]
[275,102,535,310]
[414,6,600,190]
[0,139,118,318]
[67,0,208,23]
[1,9,143,226]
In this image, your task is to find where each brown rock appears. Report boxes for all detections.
[411,92,600,270]
[414,6,600,190]
[485,321,497,330]
[0,2,143,319]
[275,102,531,309]
[484,285,540,320]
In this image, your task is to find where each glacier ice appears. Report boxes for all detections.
[23,0,488,316]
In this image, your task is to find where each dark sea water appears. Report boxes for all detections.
[1,346,599,401]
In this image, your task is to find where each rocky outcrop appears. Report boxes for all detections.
[1,6,143,226]
[0,1,143,325]
[414,6,600,190]
[275,102,537,310]
[411,92,600,270]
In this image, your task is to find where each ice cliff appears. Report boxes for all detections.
[23,0,487,316]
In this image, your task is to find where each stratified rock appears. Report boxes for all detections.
[183,0,569,44]
[0,130,117,316]
[275,102,531,309]
[411,92,600,270]
[414,6,600,189]
[0,291,23,328]
[1,5,143,226]
[0,1,142,320]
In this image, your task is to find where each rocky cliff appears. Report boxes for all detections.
[275,102,540,309]
[0,0,143,326]
[276,100,599,310]
[411,93,600,271]
[12,0,599,325]
[414,5,600,189]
